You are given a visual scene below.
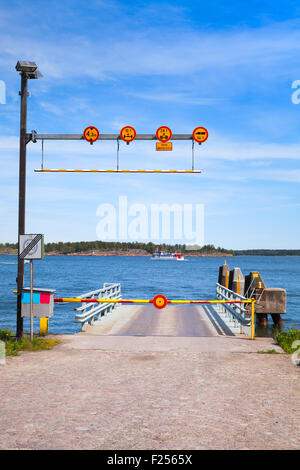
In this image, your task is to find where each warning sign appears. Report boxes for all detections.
[19,234,44,260]
[156,142,173,151]
[156,126,172,143]
[193,127,208,143]
[83,126,100,143]
[153,295,168,309]
[120,126,136,143]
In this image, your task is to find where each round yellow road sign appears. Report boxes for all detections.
[120,126,136,143]
[156,126,172,143]
[153,294,168,309]
[83,126,100,143]
[193,126,208,143]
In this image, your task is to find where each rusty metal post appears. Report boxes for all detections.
[16,72,28,339]
[30,260,33,342]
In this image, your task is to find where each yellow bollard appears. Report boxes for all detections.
[40,318,49,335]
[237,275,240,295]
[225,271,229,289]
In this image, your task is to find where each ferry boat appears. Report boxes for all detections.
[151,251,185,261]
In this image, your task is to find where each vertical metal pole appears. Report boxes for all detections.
[117,139,120,171]
[30,260,33,342]
[41,139,44,169]
[192,139,195,171]
[16,73,28,339]
[251,299,255,340]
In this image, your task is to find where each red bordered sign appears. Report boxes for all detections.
[152,294,168,309]
[83,126,100,143]
[156,126,172,143]
[193,126,208,143]
[120,126,136,143]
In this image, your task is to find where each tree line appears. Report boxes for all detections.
[1,241,300,256]
[0,241,233,255]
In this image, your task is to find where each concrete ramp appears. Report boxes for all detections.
[83,304,220,337]
[65,304,282,353]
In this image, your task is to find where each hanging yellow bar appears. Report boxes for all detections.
[34,169,201,174]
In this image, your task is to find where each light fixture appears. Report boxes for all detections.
[27,69,43,79]
[15,61,38,73]
[15,61,43,79]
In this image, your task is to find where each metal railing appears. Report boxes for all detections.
[74,283,121,329]
[216,283,255,337]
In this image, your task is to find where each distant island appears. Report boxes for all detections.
[1,241,300,256]
[0,241,233,257]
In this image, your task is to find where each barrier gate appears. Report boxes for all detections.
[54,294,256,340]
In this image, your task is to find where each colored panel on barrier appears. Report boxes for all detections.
[22,292,40,304]
[40,293,50,304]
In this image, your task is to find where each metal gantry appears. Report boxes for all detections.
[30,131,202,173]
[15,59,205,337]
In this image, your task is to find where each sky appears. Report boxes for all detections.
[1,0,300,249]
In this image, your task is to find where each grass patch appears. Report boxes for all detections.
[275,329,300,354]
[0,329,60,356]
[257,349,280,354]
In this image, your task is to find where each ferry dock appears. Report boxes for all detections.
[2,263,299,450]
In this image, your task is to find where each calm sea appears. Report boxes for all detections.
[0,255,299,335]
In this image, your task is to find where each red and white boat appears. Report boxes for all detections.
[151,251,185,261]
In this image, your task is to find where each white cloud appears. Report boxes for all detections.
[1,17,300,84]
[256,169,300,183]
[129,91,223,105]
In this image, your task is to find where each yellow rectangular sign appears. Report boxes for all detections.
[156,142,173,151]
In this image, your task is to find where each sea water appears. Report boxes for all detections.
[0,255,299,335]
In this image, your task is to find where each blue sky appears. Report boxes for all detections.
[1,0,300,249]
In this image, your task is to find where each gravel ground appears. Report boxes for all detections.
[1,335,299,450]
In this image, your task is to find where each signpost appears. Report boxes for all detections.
[193,126,208,143]
[156,126,172,142]
[120,126,136,143]
[83,126,100,144]
[19,234,44,340]
[19,234,44,260]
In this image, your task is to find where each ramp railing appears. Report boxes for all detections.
[74,283,121,329]
[216,283,254,337]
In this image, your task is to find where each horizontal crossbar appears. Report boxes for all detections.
[29,132,194,142]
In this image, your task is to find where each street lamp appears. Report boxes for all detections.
[15,60,42,339]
